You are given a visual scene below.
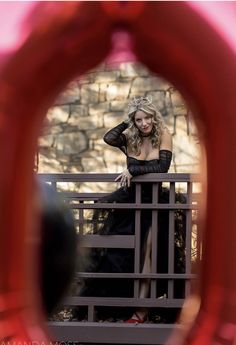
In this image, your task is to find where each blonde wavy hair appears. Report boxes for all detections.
[126,97,165,155]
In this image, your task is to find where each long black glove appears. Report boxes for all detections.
[103,122,128,149]
[128,150,172,176]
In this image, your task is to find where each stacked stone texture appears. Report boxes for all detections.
[38,62,200,174]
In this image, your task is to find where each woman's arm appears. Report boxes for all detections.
[128,129,173,176]
[103,122,128,148]
[115,150,172,187]
[128,150,172,176]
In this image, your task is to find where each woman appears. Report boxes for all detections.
[112,97,172,188]
[78,96,185,323]
[106,96,172,323]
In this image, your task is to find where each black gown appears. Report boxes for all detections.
[76,123,186,321]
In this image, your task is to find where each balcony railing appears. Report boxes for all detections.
[38,173,201,345]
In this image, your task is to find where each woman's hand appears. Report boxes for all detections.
[115,169,133,188]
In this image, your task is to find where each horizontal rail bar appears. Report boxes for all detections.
[79,234,135,248]
[61,192,109,199]
[48,322,179,344]
[75,273,197,279]
[38,172,201,183]
[71,203,198,210]
[60,192,201,203]
[64,297,185,308]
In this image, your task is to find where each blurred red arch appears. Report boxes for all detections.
[0,2,236,344]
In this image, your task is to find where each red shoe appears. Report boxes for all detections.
[125,312,145,324]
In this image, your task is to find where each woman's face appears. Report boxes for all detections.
[134,110,153,135]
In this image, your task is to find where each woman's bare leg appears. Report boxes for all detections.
[128,228,152,321]
[139,227,152,298]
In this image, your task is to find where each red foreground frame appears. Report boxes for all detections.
[0,2,236,344]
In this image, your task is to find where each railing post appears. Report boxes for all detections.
[185,181,193,297]
[151,182,159,299]
[134,182,141,298]
[168,182,175,299]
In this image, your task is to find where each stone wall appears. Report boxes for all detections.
[37,62,200,174]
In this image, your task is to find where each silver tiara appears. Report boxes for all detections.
[127,96,153,114]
